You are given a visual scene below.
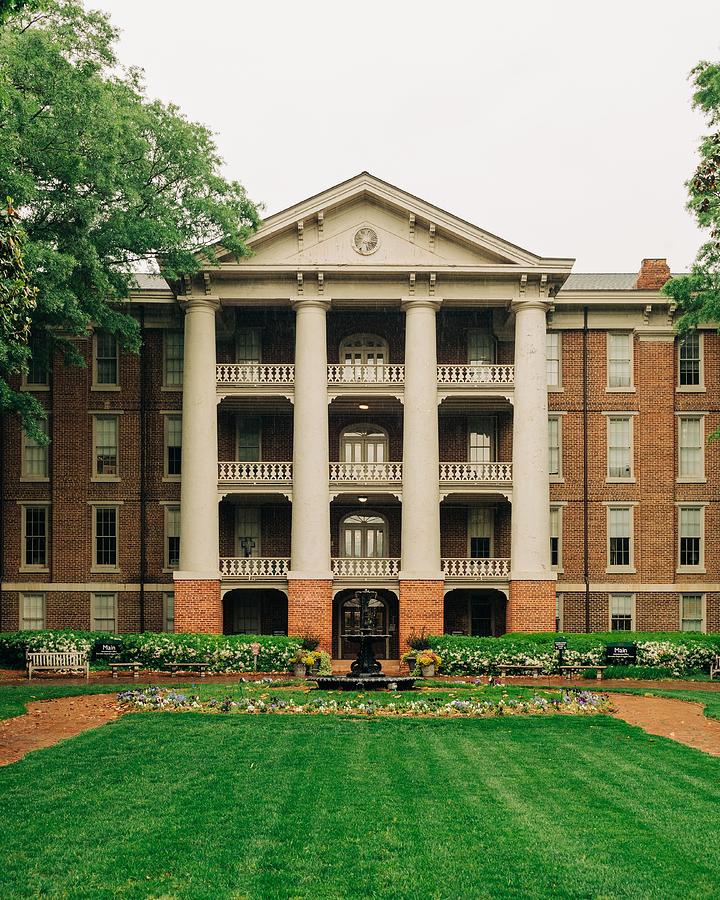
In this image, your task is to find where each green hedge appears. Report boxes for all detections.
[0,630,302,673]
[427,633,720,676]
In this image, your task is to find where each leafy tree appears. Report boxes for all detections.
[0,0,260,440]
[664,60,720,332]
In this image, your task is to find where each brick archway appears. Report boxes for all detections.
[444,588,507,637]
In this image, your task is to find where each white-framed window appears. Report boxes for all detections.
[91,592,117,633]
[468,507,493,559]
[164,414,182,478]
[546,332,561,388]
[678,505,704,571]
[93,332,119,388]
[550,506,562,570]
[163,332,184,388]
[93,414,119,479]
[678,332,703,389]
[468,330,496,365]
[555,593,564,632]
[468,417,496,463]
[340,334,388,368]
[21,419,49,480]
[235,507,261,557]
[237,417,262,462]
[93,505,119,570]
[607,332,633,390]
[680,593,705,632]
[548,416,562,478]
[20,592,46,630]
[607,506,633,571]
[341,512,387,558]
[609,593,634,632]
[23,340,49,390]
[21,504,49,570]
[236,327,262,363]
[165,505,180,569]
[607,416,633,481]
[678,415,705,481]
[163,592,175,633]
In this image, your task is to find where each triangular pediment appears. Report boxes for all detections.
[215,173,565,270]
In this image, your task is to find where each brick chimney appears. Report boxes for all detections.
[636,258,671,290]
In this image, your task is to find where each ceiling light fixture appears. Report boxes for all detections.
[358,403,369,410]
[358,496,368,503]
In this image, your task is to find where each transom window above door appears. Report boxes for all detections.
[341,424,389,463]
[341,513,387,558]
[340,334,389,367]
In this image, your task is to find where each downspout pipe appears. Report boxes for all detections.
[139,309,147,633]
[583,306,590,632]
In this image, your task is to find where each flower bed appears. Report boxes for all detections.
[428,633,720,677]
[118,686,612,718]
[0,630,302,673]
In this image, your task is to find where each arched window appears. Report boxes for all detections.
[339,334,389,367]
[341,424,389,463]
[341,512,387,558]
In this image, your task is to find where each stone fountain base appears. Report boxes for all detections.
[314,675,416,691]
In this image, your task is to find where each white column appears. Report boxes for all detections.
[289,299,332,578]
[176,298,220,579]
[400,299,443,579]
[510,299,553,580]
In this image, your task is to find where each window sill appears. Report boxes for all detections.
[676,385,705,393]
[90,567,121,575]
[19,476,50,483]
[91,476,122,483]
[161,385,183,392]
[549,476,565,484]
[676,567,706,575]
[605,567,636,575]
[90,385,121,392]
[20,384,49,392]
[162,567,179,575]
[19,566,49,574]
[606,386,636,393]
[606,477,636,484]
[547,386,564,393]
[162,475,182,483]
[676,477,707,484]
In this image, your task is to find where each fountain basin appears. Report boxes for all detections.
[313,675,416,691]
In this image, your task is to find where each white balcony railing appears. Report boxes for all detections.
[332,558,401,578]
[220,557,290,578]
[439,462,512,483]
[442,558,511,579]
[216,363,295,385]
[218,462,292,483]
[329,462,402,483]
[436,364,514,385]
[327,364,405,385]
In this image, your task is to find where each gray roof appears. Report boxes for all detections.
[131,272,170,290]
[560,273,639,292]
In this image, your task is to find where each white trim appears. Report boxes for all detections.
[90,504,121,574]
[605,413,635,483]
[555,591,564,631]
[467,506,494,558]
[679,592,706,633]
[676,331,705,392]
[676,505,705,574]
[19,591,46,630]
[605,505,635,574]
[91,331,120,391]
[548,414,563,482]
[550,504,563,573]
[90,591,117,633]
[606,331,635,392]
[163,504,181,572]
[19,503,50,573]
[163,330,184,390]
[677,413,706,483]
[20,420,49,482]
[163,591,175,633]
[163,412,182,481]
[546,330,562,391]
[91,413,121,483]
[608,591,635,632]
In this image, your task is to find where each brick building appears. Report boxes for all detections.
[1,173,718,655]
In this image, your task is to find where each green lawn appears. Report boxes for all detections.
[2,709,720,898]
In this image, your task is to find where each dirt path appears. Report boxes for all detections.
[0,695,124,767]
[609,693,720,757]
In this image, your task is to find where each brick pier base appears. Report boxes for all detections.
[173,579,222,633]
[398,580,444,656]
[287,579,333,655]
[506,580,556,632]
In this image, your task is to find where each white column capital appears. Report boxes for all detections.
[401,297,442,313]
[291,298,331,313]
[179,296,221,314]
[510,298,552,315]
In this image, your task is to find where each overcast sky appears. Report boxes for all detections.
[95,1,720,272]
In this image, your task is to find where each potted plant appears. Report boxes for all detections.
[300,635,321,672]
[416,650,442,678]
[404,631,431,672]
[291,648,311,677]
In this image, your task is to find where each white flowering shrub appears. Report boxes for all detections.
[428,633,720,676]
[0,630,302,673]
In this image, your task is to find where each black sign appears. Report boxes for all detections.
[554,639,568,651]
[605,643,637,665]
[93,639,124,659]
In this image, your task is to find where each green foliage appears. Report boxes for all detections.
[0,1,260,437]
[0,630,301,672]
[427,632,720,676]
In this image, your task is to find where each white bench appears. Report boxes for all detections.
[26,651,89,680]
[711,655,720,680]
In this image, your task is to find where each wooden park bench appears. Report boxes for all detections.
[27,651,89,680]
[496,664,543,678]
[710,655,720,680]
[164,662,210,677]
[557,664,606,681]
[109,661,143,679]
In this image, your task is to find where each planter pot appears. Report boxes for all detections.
[404,656,416,672]
[311,659,321,673]
[421,664,435,677]
[293,663,307,678]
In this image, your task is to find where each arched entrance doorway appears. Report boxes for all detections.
[333,589,399,659]
[444,589,507,637]
[223,589,288,636]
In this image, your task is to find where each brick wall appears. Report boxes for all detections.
[287,579,332,653]
[507,581,556,632]
[398,580,444,654]
[174,579,222,633]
